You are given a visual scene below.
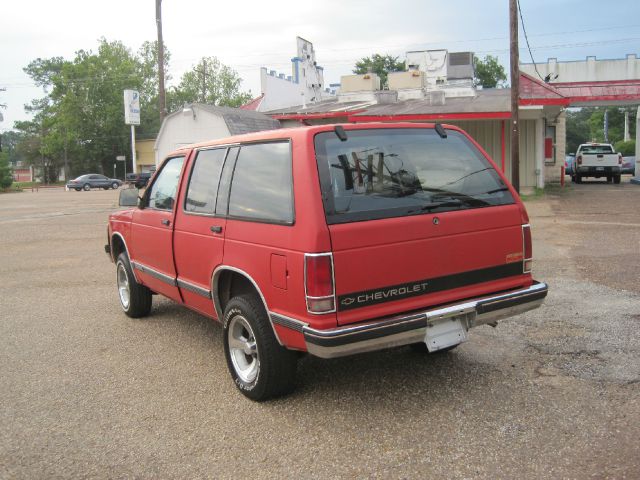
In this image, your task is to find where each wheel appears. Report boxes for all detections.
[83,183,91,191]
[112,182,119,189]
[223,294,297,401]
[410,342,459,354]
[606,176,612,183]
[575,174,582,184]
[614,175,621,184]
[103,187,109,190]
[116,253,152,318]
[570,175,575,183]
[75,188,81,192]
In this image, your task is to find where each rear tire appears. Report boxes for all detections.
[223,294,297,401]
[575,174,582,184]
[83,183,91,191]
[614,175,621,184]
[116,253,152,318]
[75,188,81,191]
[112,182,119,189]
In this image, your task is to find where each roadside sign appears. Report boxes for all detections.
[123,90,140,125]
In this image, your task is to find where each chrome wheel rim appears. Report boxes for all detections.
[228,315,259,383]
[117,263,130,310]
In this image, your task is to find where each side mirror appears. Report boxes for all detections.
[118,187,140,207]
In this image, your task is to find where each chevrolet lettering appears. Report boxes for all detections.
[105,123,548,401]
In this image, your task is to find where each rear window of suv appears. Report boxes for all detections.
[314,128,514,224]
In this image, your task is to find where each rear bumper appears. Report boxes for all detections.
[577,166,620,175]
[302,281,548,359]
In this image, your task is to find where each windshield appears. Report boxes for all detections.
[314,128,515,224]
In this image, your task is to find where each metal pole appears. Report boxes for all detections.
[131,124,137,174]
[632,106,640,185]
[510,0,520,193]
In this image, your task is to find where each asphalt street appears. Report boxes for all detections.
[1,181,639,479]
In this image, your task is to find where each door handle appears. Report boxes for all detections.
[161,219,171,226]
[210,225,223,234]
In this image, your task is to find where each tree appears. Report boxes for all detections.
[168,57,252,111]
[566,107,636,153]
[473,55,507,88]
[0,150,13,189]
[353,54,405,88]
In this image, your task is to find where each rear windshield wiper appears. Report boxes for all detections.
[430,191,489,207]
[408,200,464,213]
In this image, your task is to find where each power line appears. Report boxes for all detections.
[517,0,544,81]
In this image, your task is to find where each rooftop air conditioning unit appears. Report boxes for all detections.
[447,52,474,80]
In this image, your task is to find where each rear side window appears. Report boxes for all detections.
[314,128,514,224]
[185,148,227,215]
[228,142,293,224]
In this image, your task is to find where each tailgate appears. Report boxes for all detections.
[581,153,619,167]
[330,204,528,325]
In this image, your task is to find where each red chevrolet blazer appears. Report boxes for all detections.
[106,123,547,400]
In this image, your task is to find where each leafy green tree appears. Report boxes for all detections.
[566,108,592,154]
[168,57,251,110]
[353,54,406,88]
[0,150,13,189]
[473,55,507,88]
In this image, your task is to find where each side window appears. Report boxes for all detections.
[228,142,293,224]
[148,156,185,211]
[185,148,227,215]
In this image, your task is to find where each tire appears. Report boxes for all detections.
[103,187,109,190]
[112,182,119,189]
[75,188,82,192]
[83,183,91,191]
[606,176,612,183]
[410,343,459,354]
[575,174,582,184]
[116,253,152,318]
[223,294,297,401]
[614,175,621,184]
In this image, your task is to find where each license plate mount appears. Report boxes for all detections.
[424,317,468,352]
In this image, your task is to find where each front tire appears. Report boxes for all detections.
[223,295,297,401]
[83,183,91,191]
[116,253,152,318]
[112,182,119,189]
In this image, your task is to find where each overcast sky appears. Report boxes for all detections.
[1,0,639,130]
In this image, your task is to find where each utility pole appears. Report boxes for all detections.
[201,59,207,103]
[156,0,167,121]
[509,0,520,193]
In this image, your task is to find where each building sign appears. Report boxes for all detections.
[124,90,140,125]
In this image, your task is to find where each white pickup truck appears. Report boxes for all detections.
[573,143,623,184]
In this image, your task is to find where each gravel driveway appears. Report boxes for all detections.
[0,182,638,479]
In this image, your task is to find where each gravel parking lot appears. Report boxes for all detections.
[1,182,639,479]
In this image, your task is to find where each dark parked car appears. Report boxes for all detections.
[622,156,636,175]
[125,171,153,188]
[67,174,122,191]
[565,155,575,176]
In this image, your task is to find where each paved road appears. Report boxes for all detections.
[1,183,639,479]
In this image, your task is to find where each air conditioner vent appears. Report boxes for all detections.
[447,52,474,79]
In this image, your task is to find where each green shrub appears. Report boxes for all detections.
[614,140,636,156]
[0,152,13,189]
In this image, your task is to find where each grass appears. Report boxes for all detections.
[1,181,67,193]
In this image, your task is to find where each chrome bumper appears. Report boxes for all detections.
[302,281,548,359]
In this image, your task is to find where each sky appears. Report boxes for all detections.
[1,0,639,131]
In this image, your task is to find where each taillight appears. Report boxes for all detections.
[577,156,582,165]
[618,154,623,165]
[304,253,335,314]
[522,224,533,273]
